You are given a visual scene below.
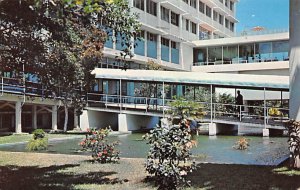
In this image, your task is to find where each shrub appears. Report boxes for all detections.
[143,120,196,190]
[26,129,48,151]
[32,129,46,140]
[80,128,120,163]
[233,137,249,150]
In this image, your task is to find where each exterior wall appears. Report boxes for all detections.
[80,110,118,131]
[118,113,160,132]
[192,61,289,75]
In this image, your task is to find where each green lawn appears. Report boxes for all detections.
[0,134,82,144]
[0,151,299,190]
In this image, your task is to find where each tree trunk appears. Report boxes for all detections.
[64,105,68,132]
[287,121,300,169]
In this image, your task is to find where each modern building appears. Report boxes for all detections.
[0,0,293,136]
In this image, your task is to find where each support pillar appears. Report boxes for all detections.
[15,101,22,133]
[118,113,128,132]
[208,123,217,136]
[74,111,79,129]
[52,105,57,130]
[263,128,269,137]
[32,105,37,129]
[290,0,300,120]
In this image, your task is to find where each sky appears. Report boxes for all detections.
[236,0,289,32]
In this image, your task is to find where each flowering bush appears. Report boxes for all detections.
[143,120,196,190]
[233,137,249,150]
[80,128,120,163]
[26,129,48,151]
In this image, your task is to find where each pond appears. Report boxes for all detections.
[0,134,289,166]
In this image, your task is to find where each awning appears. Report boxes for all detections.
[92,68,289,90]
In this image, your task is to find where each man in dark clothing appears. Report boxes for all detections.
[236,90,244,111]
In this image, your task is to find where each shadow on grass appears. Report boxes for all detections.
[0,164,122,190]
[187,163,300,190]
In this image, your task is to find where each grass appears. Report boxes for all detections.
[0,134,83,145]
[0,151,299,190]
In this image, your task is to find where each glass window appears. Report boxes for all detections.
[146,0,157,16]
[199,1,205,13]
[171,12,179,26]
[223,45,238,64]
[161,37,169,46]
[133,0,144,10]
[161,6,169,22]
[147,32,157,41]
[219,14,224,25]
[219,0,223,3]
[206,6,211,17]
[185,19,190,31]
[272,41,289,61]
[239,43,255,63]
[208,46,222,65]
[182,0,188,4]
[191,22,197,34]
[225,18,229,28]
[213,10,218,21]
[225,0,228,7]
[230,22,234,32]
[190,0,197,8]
[230,1,234,11]
[193,48,207,64]
[255,42,272,62]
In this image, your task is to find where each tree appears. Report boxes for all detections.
[144,98,204,189]
[0,0,140,131]
[286,120,300,169]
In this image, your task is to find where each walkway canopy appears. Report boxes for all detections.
[92,68,289,91]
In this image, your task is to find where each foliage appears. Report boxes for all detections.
[233,137,249,150]
[143,122,196,190]
[80,128,120,163]
[268,107,282,116]
[32,129,46,140]
[26,129,48,151]
[168,97,205,121]
[143,98,203,189]
[0,0,140,131]
[285,120,300,169]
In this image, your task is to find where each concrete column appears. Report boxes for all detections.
[32,105,37,129]
[208,123,217,136]
[74,111,79,129]
[289,0,300,120]
[157,34,162,61]
[263,128,269,137]
[15,101,22,133]
[118,113,128,132]
[52,105,57,130]
[80,110,89,131]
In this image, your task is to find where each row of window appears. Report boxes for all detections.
[219,0,234,11]
[161,6,179,26]
[134,0,157,16]
[200,1,235,32]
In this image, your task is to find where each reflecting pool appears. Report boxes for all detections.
[0,134,289,166]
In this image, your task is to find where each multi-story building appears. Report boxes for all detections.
[0,0,292,136]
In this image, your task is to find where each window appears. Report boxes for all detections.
[182,0,188,4]
[171,11,179,26]
[213,10,218,21]
[185,19,190,31]
[171,41,178,49]
[161,6,169,22]
[191,22,197,34]
[199,1,205,13]
[225,0,228,7]
[206,6,211,17]
[190,0,197,8]
[219,0,223,3]
[161,37,169,46]
[230,1,234,11]
[219,14,224,25]
[225,18,229,28]
[133,0,144,10]
[146,0,157,16]
[230,22,234,32]
[147,32,157,41]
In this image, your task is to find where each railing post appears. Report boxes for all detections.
[163,81,165,118]
[239,105,242,121]
[105,94,108,108]
[146,97,148,112]
[264,87,267,128]
[213,103,216,119]
[1,77,3,96]
[210,85,213,123]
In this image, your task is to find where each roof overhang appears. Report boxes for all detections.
[92,69,289,91]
